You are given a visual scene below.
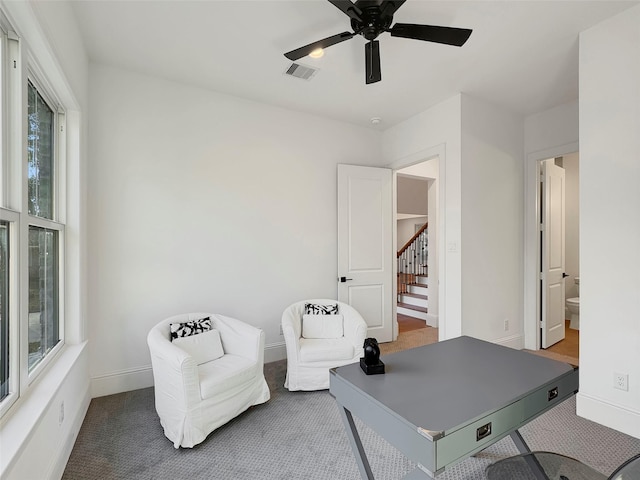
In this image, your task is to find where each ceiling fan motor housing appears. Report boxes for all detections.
[351,1,394,41]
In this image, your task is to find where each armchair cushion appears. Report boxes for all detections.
[170,316,212,339]
[299,337,354,363]
[302,314,344,339]
[198,355,257,399]
[172,329,224,365]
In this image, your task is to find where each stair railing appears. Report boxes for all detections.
[397,223,428,295]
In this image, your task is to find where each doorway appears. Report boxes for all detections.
[537,153,580,362]
[394,157,440,340]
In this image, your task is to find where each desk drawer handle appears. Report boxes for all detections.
[476,422,492,441]
[548,387,559,401]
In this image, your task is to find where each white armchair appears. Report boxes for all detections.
[147,313,270,448]
[281,299,368,391]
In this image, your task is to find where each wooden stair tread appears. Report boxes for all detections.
[397,302,428,313]
[399,292,427,300]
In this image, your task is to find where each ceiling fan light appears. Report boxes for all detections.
[309,48,324,58]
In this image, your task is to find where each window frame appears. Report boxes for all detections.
[0,13,67,417]
[0,209,19,416]
[22,72,66,386]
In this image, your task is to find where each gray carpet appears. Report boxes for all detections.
[63,359,640,480]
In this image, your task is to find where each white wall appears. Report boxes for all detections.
[384,94,525,343]
[397,216,427,248]
[524,101,579,157]
[396,175,428,253]
[383,95,462,339]
[397,175,428,215]
[0,1,90,479]
[577,4,640,439]
[460,95,524,347]
[87,64,383,396]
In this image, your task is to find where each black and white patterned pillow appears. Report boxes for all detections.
[170,317,212,340]
[304,303,339,315]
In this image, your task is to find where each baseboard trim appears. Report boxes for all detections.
[91,365,154,398]
[494,333,524,350]
[265,341,286,363]
[425,314,438,328]
[577,392,640,439]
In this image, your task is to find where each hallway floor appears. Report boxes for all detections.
[396,315,579,365]
[397,313,428,333]
[545,320,579,359]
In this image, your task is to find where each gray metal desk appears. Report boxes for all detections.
[329,336,579,479]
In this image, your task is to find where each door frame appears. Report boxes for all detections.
[523,142,578,350]
[387,144,447,341]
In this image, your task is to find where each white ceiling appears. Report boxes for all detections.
[69,0,638,130]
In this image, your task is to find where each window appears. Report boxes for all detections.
[0,17,66,416]
[28,81,55,220]
[27,226,59,371]
[26,80,62,373]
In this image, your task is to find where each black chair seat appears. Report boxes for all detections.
[486,451,606,480]
[486,451,640,480]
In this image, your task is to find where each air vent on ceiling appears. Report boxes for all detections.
[284,63,318,81]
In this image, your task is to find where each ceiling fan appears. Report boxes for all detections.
[284,0,472,84]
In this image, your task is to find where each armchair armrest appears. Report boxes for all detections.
[147,327,201,410]
[213,314,264,363]
[281,306,303,362]
[342,308,368,353]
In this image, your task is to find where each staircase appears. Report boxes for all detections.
[397,224,429,321]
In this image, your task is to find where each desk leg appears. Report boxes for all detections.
[337,403,375,480]
[510,430,549,480]
[510,430,531,454]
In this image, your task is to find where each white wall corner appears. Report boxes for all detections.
[577,392,640,440]
[265,341,286,364]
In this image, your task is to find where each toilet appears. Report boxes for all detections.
[566,277,580,330]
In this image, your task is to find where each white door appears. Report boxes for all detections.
[541,159,566,348]
[337,164,393,343]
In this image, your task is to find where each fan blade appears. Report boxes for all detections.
[365,40,381,84]
[284,32,356,61]
[390,23,472,47]
[380,0,407,18]
[328,0,363,21]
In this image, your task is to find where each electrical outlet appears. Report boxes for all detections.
[614,372,629,391]
[503,319,509,331]
[59,401,65,425]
